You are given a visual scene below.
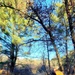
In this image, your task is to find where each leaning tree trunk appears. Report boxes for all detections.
[48,31,63,71]
[38,15,63,71]
[30,6,63,71]
[64,0,75,64]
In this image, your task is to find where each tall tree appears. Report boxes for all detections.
[0,0,33,72]
[26,0,63,71]
[64,0,75,63]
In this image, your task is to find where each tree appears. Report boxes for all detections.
[53,2,70,72]
[26,0,63,71]
[0,0,33,72]
[64,0,75,63]
[51,1,75,73]
[1,0,74,73]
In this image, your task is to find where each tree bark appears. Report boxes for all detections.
[10,44,18,73]
[64,0,75,64]
[30,6,63,71]
[65,26,69,74]
[48,31,63,71]
[46,39,51,71]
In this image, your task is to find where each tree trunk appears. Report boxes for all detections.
[10,59,15,72]
[64,0,75,64]
[10,44,18,73]
[38,15,63,71]
[46,39,51,71]
[65,26,69,74]
[48,32,63,71]
[10,43,15,73]
[30,5,63,71]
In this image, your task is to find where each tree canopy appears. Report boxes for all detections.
[0,0,75,74]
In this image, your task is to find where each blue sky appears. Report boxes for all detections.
[0,0,74,60]
[18,38,74,60]
[19,41,56,60]
[17,0,74,60]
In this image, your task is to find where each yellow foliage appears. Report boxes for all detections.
[55,70,63,75]
[55,3,69,26]
[4,0,15,8]
[0,0,33,45]
[17,0,28,13]
[24,19,29,26]
[0,20,3,26]
[55,3,63,7]
[64,13,67,20]
[34,36,40,39]
[55,3,65,15]
[11,34,24,45]
[50,13,59,23]
[64,12,68,25]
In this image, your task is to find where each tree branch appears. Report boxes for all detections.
[19,39,51,46]
[0,37,11,50]
[30,6,48,32]
[27,14,41,23]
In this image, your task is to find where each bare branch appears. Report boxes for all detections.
[0,37,11,50]
[19,39,51,46]
[30,6,48,32]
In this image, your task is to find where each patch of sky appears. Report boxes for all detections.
[0,31,11,50]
